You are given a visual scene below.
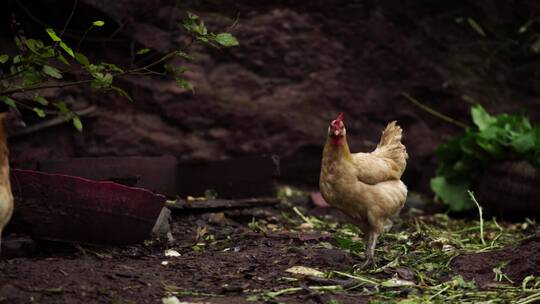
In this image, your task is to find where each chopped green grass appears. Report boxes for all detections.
[260,203,540,303]
[163,196,539,303]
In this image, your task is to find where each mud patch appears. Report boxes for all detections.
[0,210,362,304]
[451,236,540,289]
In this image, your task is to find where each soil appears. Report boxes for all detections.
[1,1,540,303]
[1,200,538,303]
[451,236,540,289]
[0,204,367,304]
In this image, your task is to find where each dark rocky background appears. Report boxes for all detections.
[3,0,540,195]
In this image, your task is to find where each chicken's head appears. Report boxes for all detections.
[328,112,346,146]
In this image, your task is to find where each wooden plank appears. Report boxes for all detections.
[176,155,280,199]
[38,156,178,197]
[9,169,165,245]
[167,197,281,210]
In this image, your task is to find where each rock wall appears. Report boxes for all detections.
[4,0,540,193]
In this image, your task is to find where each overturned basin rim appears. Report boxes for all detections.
[10,169,166,245]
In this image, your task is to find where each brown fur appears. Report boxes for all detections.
[0,113,14,253]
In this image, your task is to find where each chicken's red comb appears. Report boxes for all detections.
[332,112,344,129]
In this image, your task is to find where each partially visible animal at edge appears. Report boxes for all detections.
[320,112,408,268]
[0,112,14,255]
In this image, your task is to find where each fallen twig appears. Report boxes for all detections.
[305,276,361,289]
[167,197,281,210]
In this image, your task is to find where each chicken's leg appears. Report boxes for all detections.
[353,231,379,270]
[366,231,379,263]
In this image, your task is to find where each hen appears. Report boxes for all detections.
[0,112,14,255]
[320,113,408,267]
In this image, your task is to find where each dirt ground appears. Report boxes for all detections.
[0,203,364,304]
[0,198,538,304]
[1,1,540,303]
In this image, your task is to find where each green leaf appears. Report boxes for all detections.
[14,36,24,50]
[196,36,209,43]
[72,116,83,132]
[185,18,208,36]
[32,107,46,118]
[111,86,133,102]
[101,73,113,85]
[57,54,70,65]
[471,104,495,131]
[74,52,90,66]
[22,68,42,86]
[0,54,9,64]
[198,21,208,35]
[54,101,69,114]
[175,76,194,92]
[335,236,362,253]
[91,72,113,89]
[136,48,150,55]
[41,46,56,58]
[34,94,49,105]
[452,275,477,289]
[175,51,192,60]
[60,41,74,57]
[93,20,105,27]
[100,62,124,73]
[476,137,503,157]
[87,66,104,75]
[24,39,40,53]
[187,12,199,20]
[467,18,486,37]
[42,65,63,79]
[0,96,17,108]
[214,33,239,47]
[430,176,472,211]
[45,28,62,42]
[511,133,535,153]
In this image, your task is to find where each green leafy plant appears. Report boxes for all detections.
[0,12,238,131]
[431,104,540,211]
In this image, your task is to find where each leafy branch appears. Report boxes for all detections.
[0,11,239,131]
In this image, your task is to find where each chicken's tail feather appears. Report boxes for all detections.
[373,121,408,173]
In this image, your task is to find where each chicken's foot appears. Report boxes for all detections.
[353,231,379,270]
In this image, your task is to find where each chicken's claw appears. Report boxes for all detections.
[352,256,377,271]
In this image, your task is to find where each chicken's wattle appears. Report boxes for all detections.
[331,135,344,146]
